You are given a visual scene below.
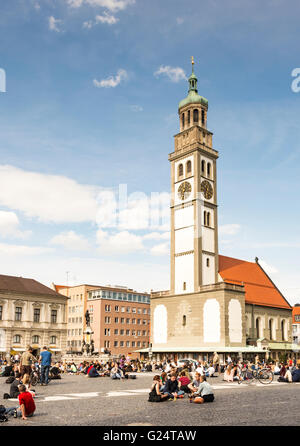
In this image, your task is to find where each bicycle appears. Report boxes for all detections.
[238,365,273,385]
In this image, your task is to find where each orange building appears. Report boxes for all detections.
[292,305,300,345]
[87,286,150,359]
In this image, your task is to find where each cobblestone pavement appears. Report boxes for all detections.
[1,373,299,426]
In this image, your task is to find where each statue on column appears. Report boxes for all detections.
[85,310,90,327]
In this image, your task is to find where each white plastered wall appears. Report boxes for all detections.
[175,226,194,254]
[202,254,215,285]
[203,298,220,343]
[153,305,167,344]
[175,253,194,294]
[228,299,243,343]
[202,226,215,253]
[174,205,194,230]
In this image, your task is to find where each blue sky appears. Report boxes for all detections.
[0,0,300,304]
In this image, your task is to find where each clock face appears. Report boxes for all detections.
[178,181,192,200]
[201,180,213,200]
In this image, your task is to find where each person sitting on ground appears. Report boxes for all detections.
[206,363,215,378]
[188,372,202,393]
[148,375,170,402]
[9,372,22,399]
[88,364,100,378]
[232,364,241,381]
[181,363,192,381]
[110,363,124,380]
[15,384,36,419]
[279,363,300,383]
[163,372,185,400]
[223,364,234,382]
[178,370,192,394]
[160,372,168,392]
[189,375,214,404]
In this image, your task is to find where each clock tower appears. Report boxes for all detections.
[170,59,219,295]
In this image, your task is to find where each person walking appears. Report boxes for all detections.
[39,346,52,386]
[20,346,38,378]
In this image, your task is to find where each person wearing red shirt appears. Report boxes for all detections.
[15,384,36,420]
[178,371,191,394]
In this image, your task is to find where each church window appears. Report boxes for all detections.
[193,109,199,123]
[206,258,210,267]
[202,109,205,125]
[183,315,186,326]
[256,318,261,339]
[178,163,183,177]
[269,319,273,340]
[203,211,207,226]
[207,212,211,227]
[281,320,286,341]
[182,113,185,128]
[183,282,186,291]
[186,160,192,175]
[207,163,211,178]
[187,110,190,124]
[201,160,205,174]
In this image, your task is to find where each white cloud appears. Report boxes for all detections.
[150,242,169,256]
[96,229,144,254]
[50,231,90,251]
[154,65,187,83]
[49,16,63,32]
[0,243,53,256]
[219,224,241,235]
[130,105,143,112]
[143,231,170,241]
[93,69,128,88]
[0,165,100,224]
[67,0,135,12]
[176,17,184,25]
[83,12,118,28]
[0,211,31,239]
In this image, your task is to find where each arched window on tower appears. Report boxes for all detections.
[186,160,192,175]
[187,110,190,125]
[207,212,210,227]
[203,211,207,226]
[201,160,205,174]
[178,163,183,178]
[201,109,205,125]
[207,163,211,178]
[182,315,186,326]
[182,113,185,129]
[183,282,186,291]
[193,109,199,123]
[206,258,210,267]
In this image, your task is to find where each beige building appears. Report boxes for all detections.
[0,274,68,360]
[54,284,101,353]
[148,62,294,362]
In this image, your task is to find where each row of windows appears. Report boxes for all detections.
[68,305,83,314]
[68,317,83,324]
[13,335,57,344]
[112,329,148,336]
[89,291,150,303]
[104,304,150,315]
[104,316,148,325]
[203,211,211,227]
[181,109,205,128]
[201,160,212,178]
[68,329,82,336]
[69,294,83,301]
[104,340,149,348]
[67,340,82,347]
[250,317,288,341]
[14,307,58,323]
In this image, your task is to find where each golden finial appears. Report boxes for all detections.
[191,56,194,66]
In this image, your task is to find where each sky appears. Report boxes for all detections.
[0,0,300,304]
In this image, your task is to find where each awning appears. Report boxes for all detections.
[11,347,25,352]
[137,346,267,354]
[49,348,62,352]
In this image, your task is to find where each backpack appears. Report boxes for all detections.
[129,374,136,379]
[5,376,15,384]
[3,393,10,399]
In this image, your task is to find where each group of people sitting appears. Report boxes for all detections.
[148,366,214,404]
[64,357,138,379]
[222,360,300,383]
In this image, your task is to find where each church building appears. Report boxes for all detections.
[149,61,294,363]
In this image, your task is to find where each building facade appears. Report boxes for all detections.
[54,284,101,353]
[149,62,294,362]
[87,286,150,358]
[0,274,68,360]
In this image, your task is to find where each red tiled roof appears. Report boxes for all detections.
[218,255,291,310]
[0,274,64,298]
[292,306,300,323]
